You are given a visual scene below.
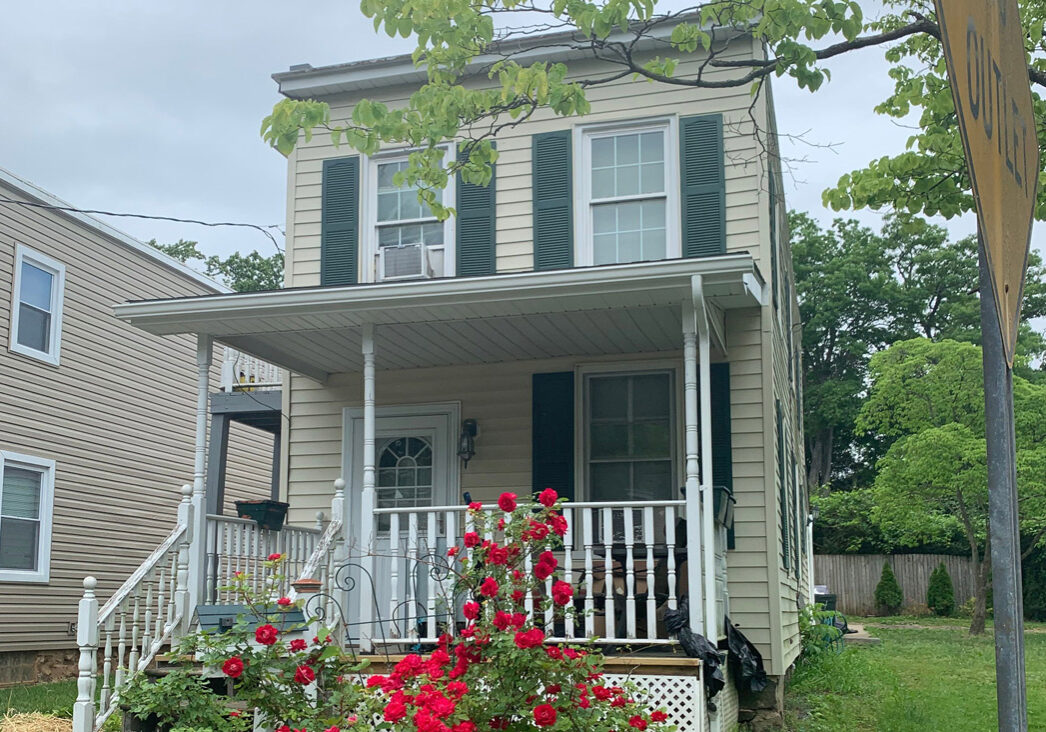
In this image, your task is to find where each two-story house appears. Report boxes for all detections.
[0,168,277,684]
[80,19,809,732]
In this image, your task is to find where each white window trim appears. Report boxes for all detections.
[0,450,55,583]
[359,147,457,283]
[573,117,681,267]
[9,244,65,366]
[574,360,682,503]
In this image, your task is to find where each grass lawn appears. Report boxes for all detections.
[2,680,76,717]
[785,623,1046,731]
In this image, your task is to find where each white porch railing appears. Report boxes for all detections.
[347,499,691,649]
[73,486,194,732]
[205,514,323,602]
[220,346,281,392]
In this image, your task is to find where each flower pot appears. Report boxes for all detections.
[234,499,289,530]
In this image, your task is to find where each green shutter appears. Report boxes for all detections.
[680,114,726,257]
[532,131,573,270]
[456,145,497,277]
[532,372,574,501]
[710,363,734,550]
[320,156,360,286]
[776,399,790,570]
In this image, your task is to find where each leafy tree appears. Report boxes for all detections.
[859,338,1046,633]
[151,239,284,293]
[259,1,1045,223]
[793,213,1046,492]
[927,563,955,617]
[874,561,903,615]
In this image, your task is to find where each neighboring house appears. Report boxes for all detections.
[87,19,809,732]
[0,168,276,684]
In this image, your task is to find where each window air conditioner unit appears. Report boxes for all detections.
[379,244,445,281]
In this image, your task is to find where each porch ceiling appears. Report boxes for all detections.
[115,256,764,380]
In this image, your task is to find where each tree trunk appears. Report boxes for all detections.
[969,549,991,635]
[806,427,834,489]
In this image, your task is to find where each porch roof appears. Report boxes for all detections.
[115,256,764,381]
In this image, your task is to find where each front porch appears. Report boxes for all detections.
[71,257,765,731]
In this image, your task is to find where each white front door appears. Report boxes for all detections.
[343,405,459,645]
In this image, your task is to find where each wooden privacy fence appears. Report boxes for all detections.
[814,554,975,615]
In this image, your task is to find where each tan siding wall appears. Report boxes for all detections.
[284,37,766,287]
[0,183,272,652]
[285,310,778,665]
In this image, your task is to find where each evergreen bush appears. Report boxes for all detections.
[926,563,955,616]
[874,561,903,615]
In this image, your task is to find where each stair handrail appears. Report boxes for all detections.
[73,485,195,732]
[289,479,344,601]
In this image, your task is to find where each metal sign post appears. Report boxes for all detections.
[934,1,1039,729]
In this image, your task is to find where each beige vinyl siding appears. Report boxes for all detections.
[0,182,272,652]
[284,36,765,287]
[284,308,778,664]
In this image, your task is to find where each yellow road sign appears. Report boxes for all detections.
[934,0,1040,366]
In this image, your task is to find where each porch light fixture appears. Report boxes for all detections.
[458,418,478,468]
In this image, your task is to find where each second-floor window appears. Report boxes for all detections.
[9,245,65,366]
[366,153,455,282]
[577,119,680,267]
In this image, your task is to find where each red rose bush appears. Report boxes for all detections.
[141,495,674,731]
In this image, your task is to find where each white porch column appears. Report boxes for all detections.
[188,334,212,611]
[681,300,704,635]
[359,323,377,652]
[693,276,718,641]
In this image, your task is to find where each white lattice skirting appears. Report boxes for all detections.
[605,673,706,732]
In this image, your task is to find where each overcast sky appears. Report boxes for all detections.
[0,1,1039,265]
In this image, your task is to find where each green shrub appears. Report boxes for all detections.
[798,602,843,660]
[874,561,904,615]
[927,563,956,616]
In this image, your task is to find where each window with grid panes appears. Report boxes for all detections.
[585,372,674,502]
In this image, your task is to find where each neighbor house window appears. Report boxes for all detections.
[585,371,675,502]
[577,120,679,266]
[365,152,455,282]
[9,245,65,365]
[0,451,55,583]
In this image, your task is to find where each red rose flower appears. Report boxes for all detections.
[324,727,340,732]
[486,544,509,566]
[538,488,558,507]
[493,611,513,631]
[552,580,573,606]
[293,664,316,684]
[651,711,668,722]
[463,601,481,620]
[512,589,525,603]
[464,532,481,548]
[267,552,283,561]
[384,700,407,722]
[447,546,460,557]
[533,704,557,727]
[547,512,568,537]
[527,519,550,541]
[497,492,517,513]
[277,596,292,606]
[222,656,244,678]
[452,722,476,732]
[277,726,291,732]
[468,501,483,511]
[514,628,545,649]
[592,686,612,700]
[480,577,499,597]
[534,561,554,581]
[254,623,279,645]
[578,695,591,709]
[629,715,648,729]
[288,638,307,652]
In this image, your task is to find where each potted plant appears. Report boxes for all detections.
[234,499,289,530]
